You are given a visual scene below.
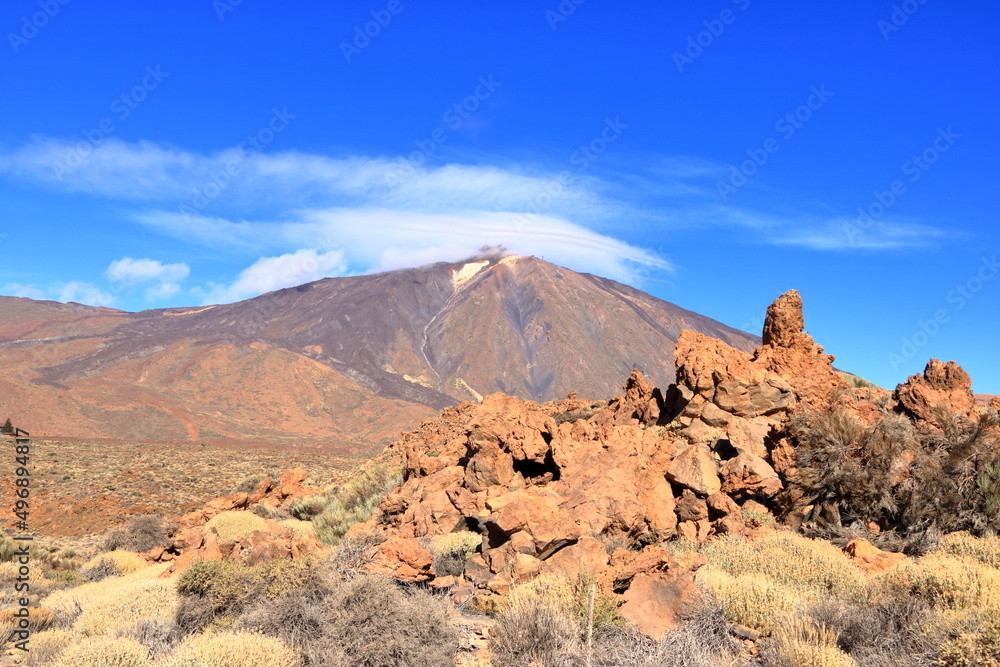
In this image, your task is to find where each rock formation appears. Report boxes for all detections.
[894,359,977,426]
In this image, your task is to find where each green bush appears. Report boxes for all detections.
[311,466,402,546]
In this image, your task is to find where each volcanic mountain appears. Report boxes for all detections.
[0,255,758,451]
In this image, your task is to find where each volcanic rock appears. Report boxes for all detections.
[894,359,976,426]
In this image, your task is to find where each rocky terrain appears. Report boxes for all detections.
[0,254,757,452]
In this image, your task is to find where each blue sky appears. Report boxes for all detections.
[1,0,998,393]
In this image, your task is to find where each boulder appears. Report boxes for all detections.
[665,445,720,496]
[895,359,976,426]
[720,452,782,500]
[366,537,435,583]
[619,570,702,640]
[845,539,906,574]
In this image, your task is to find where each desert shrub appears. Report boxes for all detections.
[175,557,314,634]
[328,531,384,573]
[279,518,317,540]
[494,581,581,666]
[430,531,481,576]
[937,625,1000,667]
[697,569,816,634]
[594,594,746,667]
[115,617,177,658]
[0,605,53,634]
[938,531,1000,568]
[23,629,77,666]
[159,631,297,667]
[42,564,176,634]
[311,466,402,546]
[46,569,86,588]
[791,408,1000,541]
[103,514,175,553]
[761,617,857,667]
[51,636,149,667]
[204,511,268,543]
[699,531,867,602]
[290,494,329,520]
[237,572,456,666]
[82,550,147,581]
[876,552,1000,616]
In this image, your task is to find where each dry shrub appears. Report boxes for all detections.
[938,531,1000,568]
[697,569,816,634]
[593,595,747,667]
[699,531,867,602]
[22,628,77,666]
[237,571,457,666]
[42,564,176,635]
[328,531,384,573]
[310,466,402,546]
[279,518,316,540]
[493,583,581,666]
[103,514,175,553]
[115,617,178,658]
[937,625,1000,667]
[204,511,268,543]
[761,617,857,667]
[82,550,147,581]
[790,407,1000,543]
[876,552,1000,616]
[51,636,149,667]
[0,605,52,635]
[802,595,942,667]
[175,557,314,635]
[430,531,481,577]
[159,631,297,667]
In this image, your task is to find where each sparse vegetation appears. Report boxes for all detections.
[306,466,403,545]
[160,631,297,667]
[790,407,1000,545]
[51,636,150,667]
[103,514,175,553]
[204,510,268,542]
[430,531,481,576]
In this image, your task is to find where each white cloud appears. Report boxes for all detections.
[1,283,46,300]
[145,282,182,301]
[57,282,114,307]
[770,220,954,250]
[197,249,349,305]
[106,257,190,286]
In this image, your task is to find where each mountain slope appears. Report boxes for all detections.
[0,256,758,451]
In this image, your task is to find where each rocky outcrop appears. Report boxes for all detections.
[141,468,325,575]
[894,359,976,426]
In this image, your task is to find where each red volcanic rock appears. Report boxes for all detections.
[762,290,806,347]
[720,452,783,500]
[619,570,702,640]
[895,359,976,425]
[366,537,435,583]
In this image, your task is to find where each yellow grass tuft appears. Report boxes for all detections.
[20,629,78,666]
[84,550,147,577]
[159,630,297,667]
[877,552,1000,617]
[937,531,1000,569]
[278,518,316,540]
[42,564,177,636]
[431,531,482,558]
[697,569,818,634]
[51,636,149,667]
[205,511,268,543]
[769,617,858,667]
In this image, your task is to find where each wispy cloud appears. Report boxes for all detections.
[0,137,957,306]
[57,281,114,307]
[1,283,46,300]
